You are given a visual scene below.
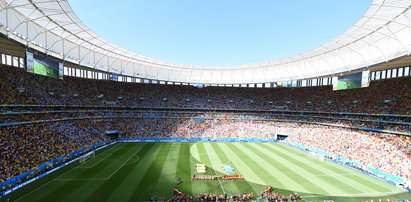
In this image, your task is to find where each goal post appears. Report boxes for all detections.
[308,151,325,161]
[79,151,95,164]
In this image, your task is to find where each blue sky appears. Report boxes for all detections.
[68,0,370,66]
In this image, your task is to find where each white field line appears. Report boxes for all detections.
[191,144,226,194]
[62,146,142,181]
[74,143,116,168]
[15,144,119,202]
[215,170,226,194]
[76,153,112,169]
[123,155,140,167]
[104,146,143,180]
[205,163,226,194]
[57,144,119,177]
[206,148,226,194]
[14,162,84,202]
[302,191,400,198]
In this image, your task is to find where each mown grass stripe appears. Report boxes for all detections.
[247,144,332,194]
[277,143,397,193]
[210,143,257,194]
[257,143,354,194]
[260,143,374,194]
[232,144,318,193]
[202,142,241,194]
[216,143,268,189]
[152,143,182,194]
[58,143,124,180]
[128,143,174,201]
[37,143,130,201]
[273,143,392,193]
[105,143,161,202]
[10,143,119,202]
[80,143,148,201]
[189,142,209,194]
[6,142,410,202]
[174,143,192,194]
[195,143,225,194]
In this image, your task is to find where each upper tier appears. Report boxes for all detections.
[1,65,410,114]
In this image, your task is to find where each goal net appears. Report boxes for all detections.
[308,151,325,161]
[79,151,95,164]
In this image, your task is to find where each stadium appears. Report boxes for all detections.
[0,0,411,201]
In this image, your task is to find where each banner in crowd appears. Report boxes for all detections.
[1,104,411,119]
[119,137,277,143]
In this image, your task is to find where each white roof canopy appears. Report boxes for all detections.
[1,0,411,84]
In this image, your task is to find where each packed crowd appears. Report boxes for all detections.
[71,113,409,141]
[1,108,410,188]
[1,65,410,114]
[6,112,408,182]
[1,108,410,134]
[1,65,411,194]
[0,123,107,186]
[0,68,30,105]
[79,118,280,139]
[285,124,411,180]
[46,122,106,146]
[86,116,411,181]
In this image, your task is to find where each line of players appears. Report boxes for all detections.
[192,174,244,181]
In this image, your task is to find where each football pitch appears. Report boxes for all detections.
[2,142,410,202]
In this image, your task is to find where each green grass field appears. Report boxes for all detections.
[2,142,410,202]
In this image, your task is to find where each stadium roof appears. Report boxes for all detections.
[0,0,411,84]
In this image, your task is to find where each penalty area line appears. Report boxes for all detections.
[124,155,140,167]
[14,144,121,201]
[15,163,82,202]
[76,153,113,169]
[104,146,143,180]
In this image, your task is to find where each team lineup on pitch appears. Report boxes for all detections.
[2,142,408,202]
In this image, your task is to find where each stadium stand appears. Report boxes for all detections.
[1,0,411,200]
[1,65,410,114]
[0,123,108,189]
[0,64,410,196]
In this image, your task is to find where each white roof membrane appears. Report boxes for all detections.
[0,0,411,84]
